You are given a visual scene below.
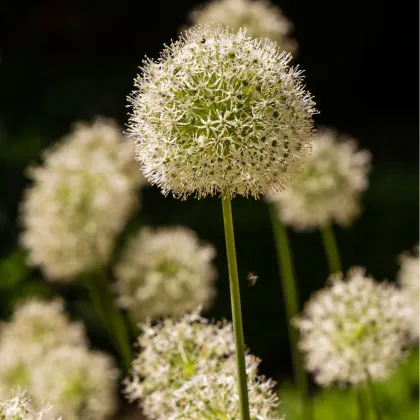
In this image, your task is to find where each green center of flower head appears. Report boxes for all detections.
[156,258,182,277]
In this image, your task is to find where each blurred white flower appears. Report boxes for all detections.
[21,118,143,280]
[0,391,58,420]
[397,246,419,340]
[128,26,315,199]
[188,0,297,54]
[268,128,371,230]
[170,373,283,420]
[125,310,259,419]
[31,346,118,420]
[0,299,86,399]
[294,267,412,386]
[114,226,217,320]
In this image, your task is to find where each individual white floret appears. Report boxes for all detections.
[188,0,297,53]
[31,346,118,420]
[397,246,419,340]
[268,128,371,230]
[128,26,316,199]
[125,310,259,419]
[21,118,143,280]
[294,267,412,386]
[170,373,283,420]
[114,226,216,320]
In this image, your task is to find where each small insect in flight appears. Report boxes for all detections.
[247,272,259,286]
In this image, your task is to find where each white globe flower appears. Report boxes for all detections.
[125,310,259,419]
[188,0,297,54]
[294,267,412,386]
[114,226,217,320]
[170,373,283,420]
[397,246,419,340]
[268,128,371,230]
[21,118,143,280]
[31,346,118,420]
[128,26,316,199]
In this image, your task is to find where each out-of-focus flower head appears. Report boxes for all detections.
[31,346,118,420]
[0,299,86,399]
[397,245,419,340]
[267,128,371,230]
[114,226,217,320]
[0,391,58,420]
[125,310,259,419]
[21,118,143,281]
[170,373,283,420]
[128,26,316,199]
[294,267,412,386]
[188,0,297,54]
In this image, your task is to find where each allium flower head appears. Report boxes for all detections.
[268,128,371,230]
[21,118,143,280]
[170,373,283,420]
[397,246,419,339]
[125,310,259,419]
[129,26,316,199]
[31,346,118,420]
[0,391,58,420]
[294,267,412,386]
[188,0,297,54]
[114,226,216,320]
[0,299,86,398]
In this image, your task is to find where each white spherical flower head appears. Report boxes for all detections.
[125,310,259,419]
[21,118,144,281]
[0,391,58,420]
[294,267,412,386]
[0,299,86,398]
[170,373,283,420]
[31,346,118,420]
[129,26,316,199]
[188,0,297,54]
[114,226,217,320]
[397,246,419,340]
[268,128,371,230]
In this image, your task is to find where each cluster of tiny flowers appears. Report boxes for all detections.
[188,0,297,54]
[21,118,143,280]
[0,299,118,419]
[397,246,419,340]
[125,310,271,419]
[128,26,316,199]
[294,267,412,386]
[0,391,58,420]
[170,374,283,420]
[268,129,371,230]
[31,346,118,420]
[114,226,217,320]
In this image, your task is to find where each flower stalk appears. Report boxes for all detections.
[320,222,342,274]
[221,197,250,420]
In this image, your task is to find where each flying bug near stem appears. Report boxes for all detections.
[247,272,259,286]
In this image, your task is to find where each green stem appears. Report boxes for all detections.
[356,387,367,420]
[86,273,132,371]
[366,371,383,420]
[221,197,251,420]
[320,223,342,274]
[268,204,312,420]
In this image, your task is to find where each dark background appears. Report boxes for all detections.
[0,0,418,381]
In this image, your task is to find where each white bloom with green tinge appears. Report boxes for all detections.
[188,0,297,54]
[397,246,419,339]
[125,310,259,419]
[294,267,412,386]
[114,226,216,320]
[128,26,316,199]
[0,391,58,420]
[31,346,118,420]
[170,373,283,420]
[21,118,143,280]
[268,129,371,230]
